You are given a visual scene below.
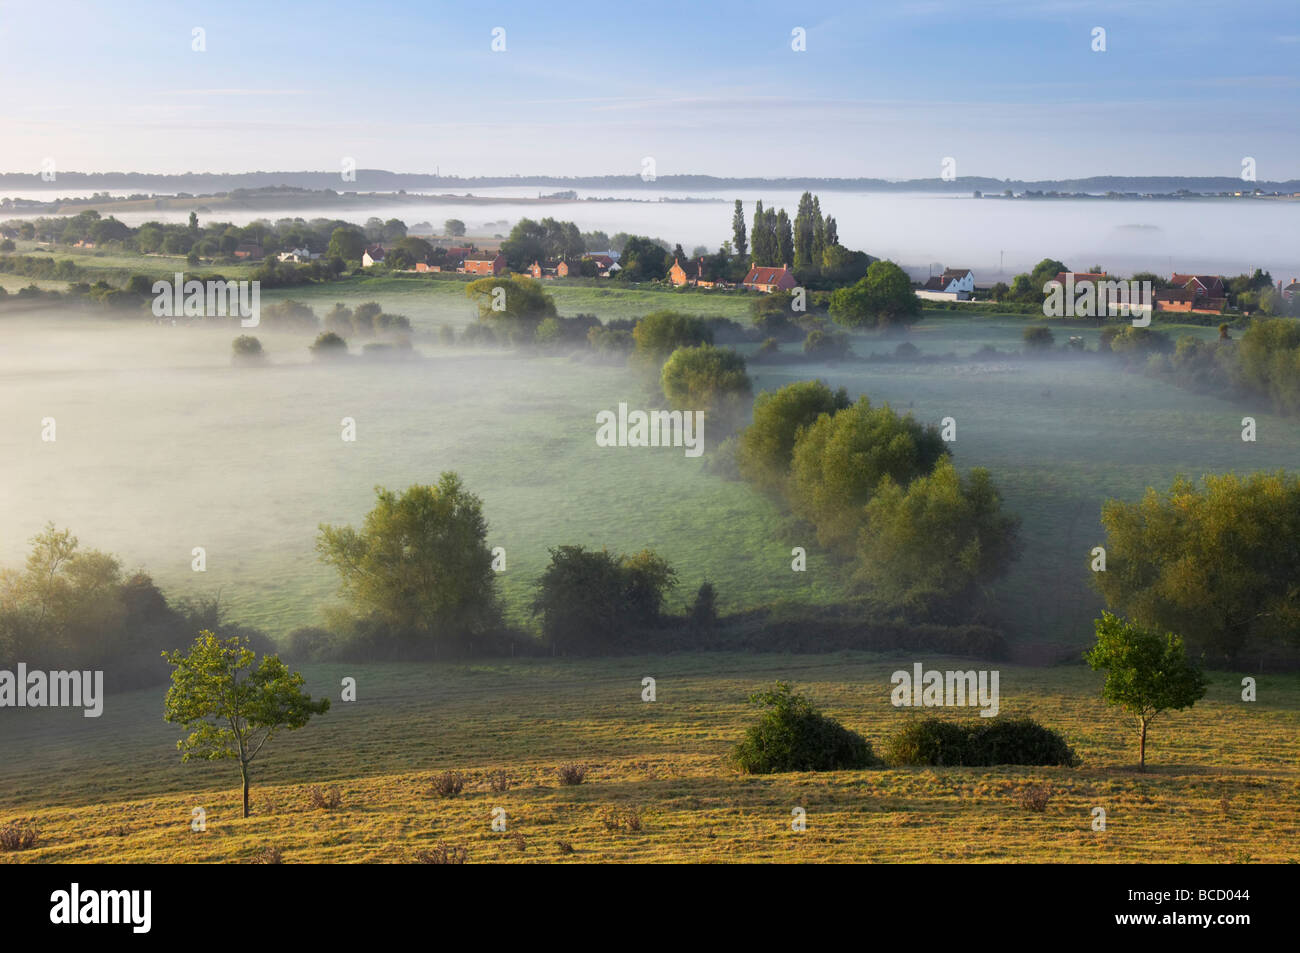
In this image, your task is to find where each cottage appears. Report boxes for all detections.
[1170,273,1225,298]
[741,264,796,293]
[917,268,974,301]
[361,245,387,268]
[529,258,579,279]
[668,256,706,287]
[1281,279,1300,301]
[584,253,620,277]
[463,252,507,276]
[277,247,315,263]
[233,241,263,260]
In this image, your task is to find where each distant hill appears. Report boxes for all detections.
[2,171,1298,195]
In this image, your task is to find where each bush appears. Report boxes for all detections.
[309,331,348,359]
[486,769,510,792]
[430,771,466,798]
[413,844,468,864]
[1015,783,1054,813]
[285,626,338,663]
[0,822,38,852]
[231,334,265,365]
[884,717,1079,767]
[1022,326,1054,350]
[306,785,342,811]
[599,807,643,832]
[556,763,587,785]
[250,845,284,864]
[733,682,875,774]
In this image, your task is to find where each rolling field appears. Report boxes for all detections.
[0,295,1292,648]
[0,654,1295,863]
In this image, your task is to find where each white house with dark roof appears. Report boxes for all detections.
[917,268,975,301]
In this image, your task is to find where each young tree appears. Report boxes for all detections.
[1084,613,1208,770]
[163,632,329,817]
[443,218,466,238]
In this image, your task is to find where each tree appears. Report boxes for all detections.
[326,227,365,261]
[1096,471,1300,660]
[618,235,671,282]
[231,335,265,364]
[444,219,466,238]
[731,199,748,261]
[789,396,949,555]
[465,274,556,340]
[1084,613,1208,770]
[829,260,922,329]
[857,460,1021,619]
[309,331,348,359]
[737,380,850,498]
[988,281,1010,302]
[531,545,677,652]
[1023,326,1054,350]
[163,632,329,817]
[659,344,752,433]
[316,475,499,654]
[632,310,712,362]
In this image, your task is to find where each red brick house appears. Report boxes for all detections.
[463,252,507,276]
[233,241,264,260]
[1154,288,1226,314]
[1170,274,1225,298]
[529,259,579,279]
[742,264,796,293]
[668,256,705,287]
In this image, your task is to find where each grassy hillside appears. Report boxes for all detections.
[0,654,1294,863]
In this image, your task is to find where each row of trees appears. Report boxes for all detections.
[736,380,1021,620]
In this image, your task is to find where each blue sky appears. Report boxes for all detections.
[2,0,1298,178]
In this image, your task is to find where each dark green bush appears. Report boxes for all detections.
[966,717,1080,767]
[733,682,875,773]
[885,716,1079,767]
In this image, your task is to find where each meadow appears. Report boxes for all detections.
[0,653,1294,863]
[0,283,1287,653]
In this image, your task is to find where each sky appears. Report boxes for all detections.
[1,0,1298,180]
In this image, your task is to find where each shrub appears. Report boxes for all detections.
[555,839,575,856]
[883,717,971,767]
[231,334,265,365]
[556,763,587,785]
[894,341,920,359]
[966,717,1080,767]
[251,845,284,864]
[307,785,342,811]
[1022,326,1054,350]
[430,771,466,798]
[309,331,348,359]
[884,717,1079,767]
[599,807,643,832]
[1014,783,1054,813]
[733,682,875,774]
[0,822,38,852]
[486,769,510,792]
[413,844,469,864]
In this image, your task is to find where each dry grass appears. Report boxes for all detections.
[0,653,1295,863]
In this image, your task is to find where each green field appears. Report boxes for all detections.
[1,653,1294,863]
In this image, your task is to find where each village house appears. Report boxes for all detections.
[232,241,263,260]
[529,258,579,279]
[1170,273,1226,298]
[414,262,441,273]
[917,267,975,301]
[1281,279,1300,301]
[361,245,387,268]
[585,253,620,277]
[668,256,706,287]
[741,263,797,293]
[462,252,507,276]
[277,247,317,263]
